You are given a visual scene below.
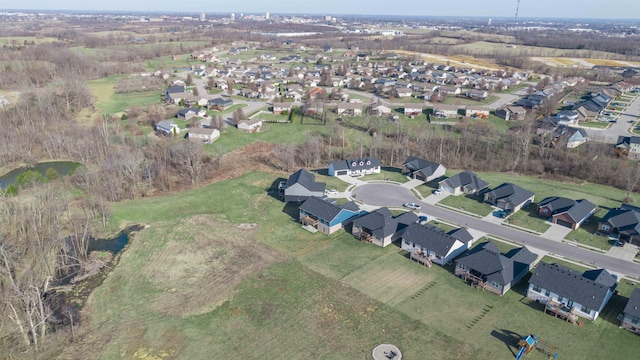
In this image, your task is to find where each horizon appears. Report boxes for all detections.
[1,0,638,20]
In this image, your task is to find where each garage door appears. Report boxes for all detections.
[337,170,348,176]
[555,219,573,229]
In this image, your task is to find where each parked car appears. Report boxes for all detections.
[418,215,428,223]
[609,120,617,123]
[433,189,444,195]
[325,189,338,195]
[493,209,507,218]
[604,112,612,116]
[403,202,421,210]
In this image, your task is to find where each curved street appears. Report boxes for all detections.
[352,183,640,278]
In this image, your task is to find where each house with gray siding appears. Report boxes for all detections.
[282,169,326,203]
[299,197,361,235]
[455,241,537,296]
[351,208,418,247]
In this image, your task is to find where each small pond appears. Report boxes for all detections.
[88,225,144,254]
[0,161,80,189]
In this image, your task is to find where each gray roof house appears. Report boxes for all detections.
[483,183,535,213]
[598,203,640,245]
[401,156,446,182]
[156,120,180,135]
[351,207,418,247]
[328,157,381,177]
[299,197,361,235]
[438,170,489,196]
[537,197,596,230]
[527,262,617,321]
[621,288,640,335]
[455,241,537,296]
[282,168,326,203]
[400,223,473,266]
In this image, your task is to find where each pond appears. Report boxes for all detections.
[88,225,144,254]
[0,161,80,189]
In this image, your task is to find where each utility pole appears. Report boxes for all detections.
[514,0,521,28]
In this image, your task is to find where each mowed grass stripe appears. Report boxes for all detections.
[340,252,435,305]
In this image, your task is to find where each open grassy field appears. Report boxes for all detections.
[76,170,640,359]
[84,75,161,115]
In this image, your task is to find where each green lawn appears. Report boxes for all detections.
[505,205,551,234]
[565,208,612,251]
[441,95,499,106]
[360,167,409,183]
[81,170,640,360]
[86,75,162,115]
[539,255,591,273]
[580,121,610,129]
[438,194,494,216]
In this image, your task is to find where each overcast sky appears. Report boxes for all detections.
[1,0,638,19]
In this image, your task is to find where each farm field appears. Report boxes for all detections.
[76,170,640,359]
[84,75,162,115]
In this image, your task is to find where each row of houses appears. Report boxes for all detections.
[277,159,640,329]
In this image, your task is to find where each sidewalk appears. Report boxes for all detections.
[400,179,425,189]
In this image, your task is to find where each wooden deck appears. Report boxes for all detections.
[545,299,579,323]
[359,232,373,244]
[410,250,433,267]
[456,269,489,291]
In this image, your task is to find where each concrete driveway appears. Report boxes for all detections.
[351,183,640,278]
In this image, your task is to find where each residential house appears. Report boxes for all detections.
[177,108,199,121]
[537,197,596,230]
[282,168,326,203]
[155,120,180,135]
[455,241,537,296]
[285,89,304,101]
[432,104,460,118]
[484,183,535,213]
[401,156,446,182]
[621,288,640,335]
[401,223,473,266]
[598,203,640,245]
[467,89,489,100]
[465,106,490,119]
[187,127,220,144]
[372,103,392,116]
[328,157,381,177]
[527,262,617,322]
[557,110,579,125]
[237,118,262,133]
[438,170,489,196]
[616,136,640,160]
[552,126,588,148]
[438,85,461,96]
[496,106,527,121]
[336,103,363,117]
[351,207,418,247]
[395,87,413,97]
[272,102,292,115]
[404,104,423,117]
[207,97,234,111]
[299,197,361,235]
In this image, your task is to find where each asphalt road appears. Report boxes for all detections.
[352,183,640,278]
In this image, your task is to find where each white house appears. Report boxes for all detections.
[328,157,381,177]
[527,262,617,322]
[156,120,180,135]
[187,127,220,144]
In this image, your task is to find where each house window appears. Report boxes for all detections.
[602,224,610,231]
[359,161,364,166]
[544,289,551,297]
[366,160,371,165]
[532,285,542,293]
[581,305,592,314]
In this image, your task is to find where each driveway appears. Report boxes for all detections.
[352,183,640,278]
